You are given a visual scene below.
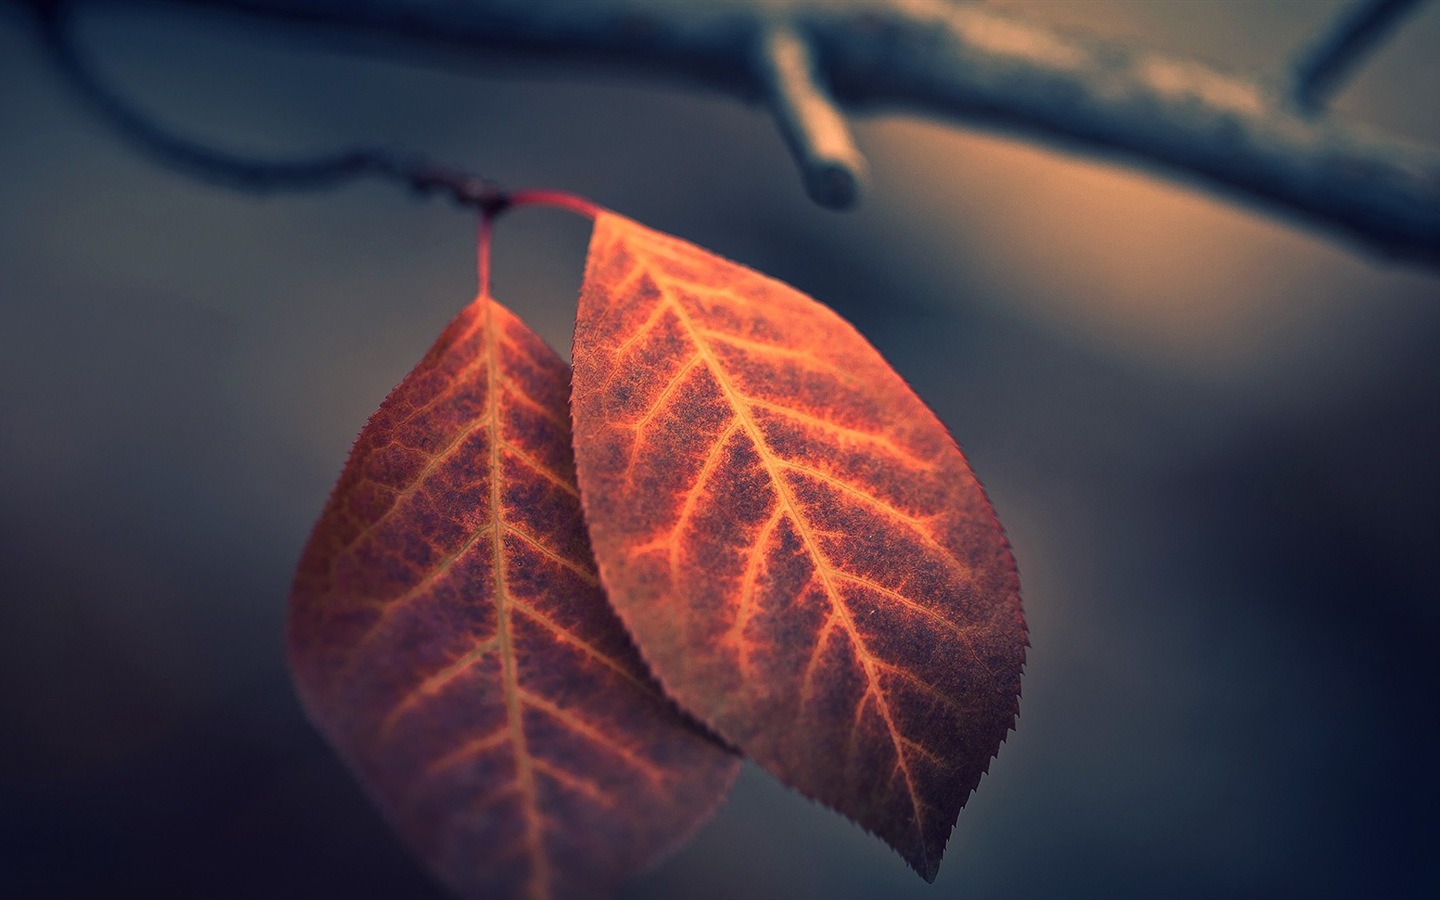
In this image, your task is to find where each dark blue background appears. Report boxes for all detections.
[2,2,1437,898]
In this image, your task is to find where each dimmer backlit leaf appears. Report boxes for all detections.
[570,213,1025,879]
[288,294,738,900]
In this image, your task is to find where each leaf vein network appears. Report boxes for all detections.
[628,252,930,849]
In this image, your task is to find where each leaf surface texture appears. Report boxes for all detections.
[288,294,737,900]
[570,212,1026,879]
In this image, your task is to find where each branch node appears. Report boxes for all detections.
[1290,0,1429,115]
[754,21,868,210]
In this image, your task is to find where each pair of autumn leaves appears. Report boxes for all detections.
[287,205,1027,900]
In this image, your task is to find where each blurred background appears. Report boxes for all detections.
[2,1,1438,897]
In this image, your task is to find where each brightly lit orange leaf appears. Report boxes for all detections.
[570,212,1026,880]
[287,293,738,900]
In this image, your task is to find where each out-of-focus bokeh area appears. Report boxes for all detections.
[2,1,1438,897]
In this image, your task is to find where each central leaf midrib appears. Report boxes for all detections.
[644,267,929,858]
[483,300,550,900]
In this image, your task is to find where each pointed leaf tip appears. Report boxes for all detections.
[288,294,738,900]
[570,213,1025,878]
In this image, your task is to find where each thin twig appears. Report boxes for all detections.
[33,5,604,220]
[754,21,866,209]
[32,2,510,212]
[1291,0,1430,115]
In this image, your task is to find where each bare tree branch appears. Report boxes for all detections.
[1291,0,1429,115]
[755,21,867,210]
[26,0,1440,268]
